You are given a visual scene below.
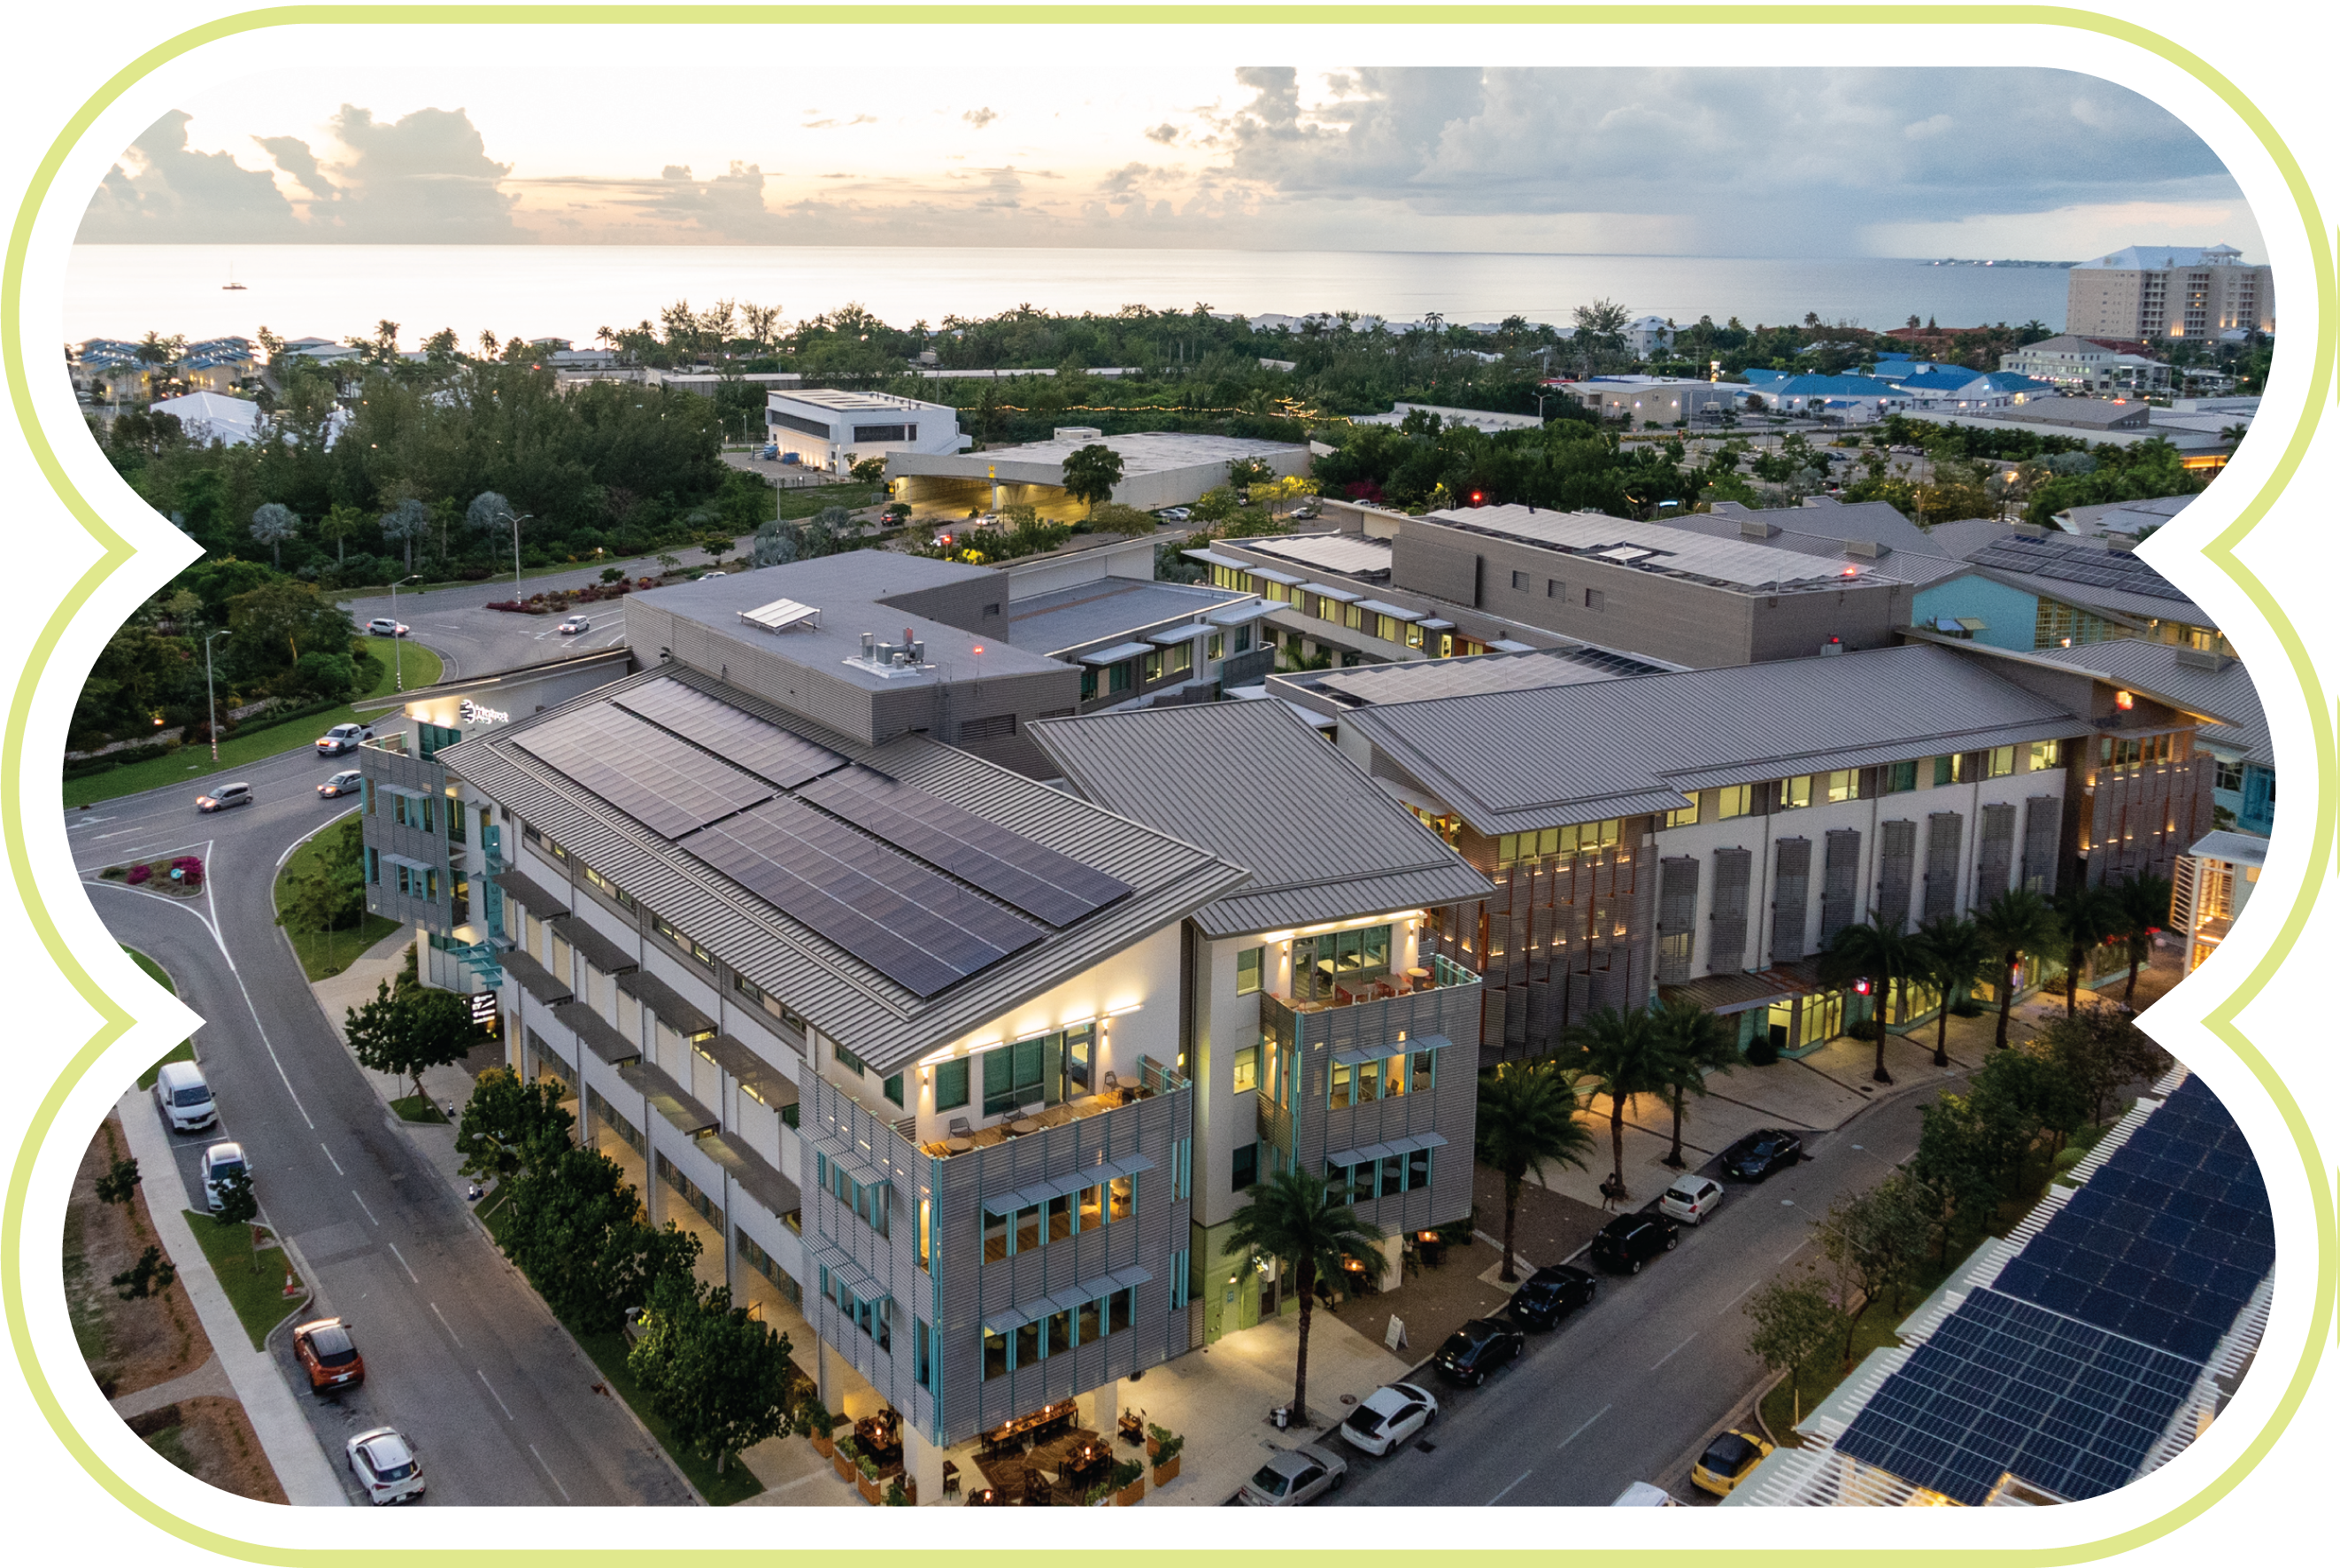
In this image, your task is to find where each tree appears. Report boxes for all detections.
[211,1163,260,1270]
[1975,888,2058,1050]
[344,978,478,1105]
[1913,916,1990,1069]
[249,502,298,568]
[1220,1166,1387,1425]
[276,817,367,939]
[456,1067,575,1186]
[1474,1063,1595,1282]
[848,456,887,485]
[1814,1173,1935,1366]
[94,1155,143,1209]
[317,504,367,569]
[1567,1006,1671,1200]
[2038,1008,2166,1127]
[379,498,431,575]
[1911,1094,1997,1259]
[2051,885,2125,1018]
[2109,871,2174,1007]
[1743,1273,1847,1427]
[1651,1000,1738,1169]
[1089,501,1157,537]
[1059,443,1124,514]
[467,490,521,566]
[626,1269,797,1474]
[111,1245,178,1302]
[1820,918,1921,1084]
[498,1140,700,1332]
[1572,298,1631,373]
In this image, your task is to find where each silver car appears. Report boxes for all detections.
[347,1426,425,1504]
[1240,1442,1347,1506]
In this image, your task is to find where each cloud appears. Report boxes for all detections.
[77,111,302,241]
[964,107,997,129]
[1144,123,1180,144]
[253,104,520,241]
[1904,113,1955,141]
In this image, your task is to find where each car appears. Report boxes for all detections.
[1155,506,1191,523]
[1432,1317,1525,1386]
[557,614,591,635]
[1720,1128,1805,1182]
[1690,1429,1774,1497]
[700,571,727,579]
[364,617,409,637]
[346,1426,425,1504]
[1587,1212,1679,1275]
[315,722,372,755]
[1611,1480,1686,1506]
[199,1142,250,1211]
[1238,1442,1346,1506]
[196,782,252,813]
[1507,1263,1597,1330]
[152,1061,216,1132]
[1660,1174,1726,1225]
[292,1317,367,1394]
[317,769,363,798]
[1337,1381,1439,1456]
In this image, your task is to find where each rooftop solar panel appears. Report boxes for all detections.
[795,765,1131,928]
[612,678,849,790]
[514,706,773,838]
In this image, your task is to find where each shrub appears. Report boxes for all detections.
[127,864,152,885]
[170,855,205,889]
[1747,1033,1780,1066]
[100,865,127,879]
[459,566,493,581]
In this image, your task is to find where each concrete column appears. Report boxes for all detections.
[815,1332,837,1413]
[722,1189,743,1306]
[903,1421,946,1506]
[1087,1377,1119,1442]
[643,1124,665,1227]
[1377,1232,1406,1292]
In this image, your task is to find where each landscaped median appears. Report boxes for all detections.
[273,817,399,982]
[179,1210,305,1353]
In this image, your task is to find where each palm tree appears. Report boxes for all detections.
[1650,999,1738,1169]
[1819,919,1920,1085]
[1567,1006,1672,1201]
[2052,884,2125,1018]
[1474,1064,1595,1282]
[1220,1167,1387,1426]
[2110,870,2175,1007]
[1975,888,2058,1049]
[249,501,298,569]
[1913,916,1991,1069]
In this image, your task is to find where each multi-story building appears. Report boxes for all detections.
[2024,639,2272,838]
[1030,699,1494,1343]
[764,387,968,475]
[2172,831,2268,977]
[890,429,1309,521]
[1996,334,2173,395]
[2066,244,2274,341]
[1911,529,2228,659]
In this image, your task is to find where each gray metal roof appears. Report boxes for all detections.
[2186,830,2268,867]
[1655,505,1973,586]
[1337,644,2094,835]
[1965,534,2213,626]
[1005,577,1248,658]
[1274,645,1663,711]
[1418,505,1909,593]
[1029,699,1494,940]
[440,664,1246,1077]
[2026,640,2268,763]
[1239,533,1395,578]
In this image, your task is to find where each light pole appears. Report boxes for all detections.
[202,630,229,762]
[389,575,421,690]
[491,508,534,601]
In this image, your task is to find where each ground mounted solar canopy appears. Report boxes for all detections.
[797,765,1131,929]
[513,706,773,838]
[612,678,848,790]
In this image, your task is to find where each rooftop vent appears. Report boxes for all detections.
[2105,535,2139,554]
[1054,426,1104,442]
[850,628,929,677]
[2013,522,2049,538]
[2174,647,2232,672]
[1738,520,1779,539]
[1842,539,1886,560]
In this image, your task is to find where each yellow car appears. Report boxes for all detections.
[1690,1429,1774,1497]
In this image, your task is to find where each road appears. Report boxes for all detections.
[1324,1091,1945,1508]
[73,719,692,1507]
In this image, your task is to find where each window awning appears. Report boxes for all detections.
[982,1264,1155,1334]
[382,852,436,872]
[811,1242,876,1297]
[1488,638,1536,653]
[1417,617,1457,631]
[1183,548,1247,569]
[980,1151,1156,1214]
[1323,1130,1448,1167]
[1299,582,1362,603]
[1250,567,1304,586]
[1355,599,1423,622]
[1206,599,1276,627]
[1331,1034,1453,1066]
[1148,623,1212,645]
[378,782,431,799]
[1078,641,1155,666]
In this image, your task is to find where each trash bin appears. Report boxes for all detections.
[1271,1405,1291,1431]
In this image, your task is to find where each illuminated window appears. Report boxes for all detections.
[1780,776,1813,810]
[1718,784,1755,819]
[1664,798,1701,830]
[1825,769,1857,804]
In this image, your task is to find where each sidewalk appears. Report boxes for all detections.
[113,1088,346,1505]
[312,926,487,1197]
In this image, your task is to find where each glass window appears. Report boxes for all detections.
[1046,1308,1072,1357]
[1718,784,1754,819]
[915,1319,933,1388]
[1329,1060,1352,1109]
[883,1072,904,1107]
[1207,632,1224,660]
[1412,1047,1436,1090]
[934,1057,969,1111]
[2028,739,2063,772]
[2214,757,2243,792]
[875,1297,892,1354]
[1382,1053,1408,1098]
[984,1208,1008,1263]
[1409,1146,1433,1191]
[1110,1287,1135,1334]
[1988,745,2016,779]
[1935,754,1955,786]
[1232,1043,1259,1093]
[918,1199,931,1271]
[1078,1296,1101,1345]
[1405,622,1425,650]
[1109,1174,1135,1223]
[1381,1154,1405,1196]
[1345,603,1364,630]
[1080,667,1098,701]
[1511,570,1530,591]
[1884,760,1918,793]
[1780,776,1813,810]
[1826,769,1857,803]
[1324,1162,1351,1205]
[1063,1023,1093,1094]
[1015,1204,1040,1254]
[832,1040,869,1078]
[983,1034,1053,1116]
[1046,1192,1074,1243]
[1014,1319,1040,1371]
[1664,798,1700,829]
[1108,660,1133,694]
[1232,1142,1258,1191]
[1355,1058,1380,1103]
[1078,1184,1103,1232]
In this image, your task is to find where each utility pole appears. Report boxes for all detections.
[203,630,229,762]
[390,575,420,690]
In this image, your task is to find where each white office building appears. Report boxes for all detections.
[766,388,969,475]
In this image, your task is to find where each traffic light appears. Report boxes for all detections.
[1853,977,1873,996]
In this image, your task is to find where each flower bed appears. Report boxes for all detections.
[109,857,205,896]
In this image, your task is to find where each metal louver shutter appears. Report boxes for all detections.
[1875,819,1916,931]
[2021,794,2062,895]
[1770,838,1812,965]
[1974,803,2017,909]
[1709,848,1751,975]
[1657,856,1700,984]
[1923,811,1964,921]
[1819,829,1862,946]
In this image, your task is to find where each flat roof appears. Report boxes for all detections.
[1005,578,1249,658]
[770,386,954,414]
[1279,645,1672,710]
[1418,504,1904,593]
[891,430,1303,483]
[1239,533,1397,578]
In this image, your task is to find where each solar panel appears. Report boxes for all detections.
[681,796,1045,997]
[514,706,772,838]
[739,597,821,632]
[612,679,848,790]
[795,765,1131,928]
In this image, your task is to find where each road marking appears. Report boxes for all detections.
[529,1444,573,1502]
[319,1143,344,1176]
[1718,1278,1763,1317]
[1650,1332,1697,1371]
[1556,1404,1611,1451]
[478,1369,514,1420]
[1486,1470,1533,1505]
[1779,1240,1809,1266]
[203,854,317,1130]
[432,1302,463,1348]
[351,1190,380,1226]
[387,1242,420,1284]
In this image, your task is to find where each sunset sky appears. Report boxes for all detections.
[77,66,2264,259]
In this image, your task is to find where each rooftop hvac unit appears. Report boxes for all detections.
[1738,519,1778,539]
[1842,538,1885,560]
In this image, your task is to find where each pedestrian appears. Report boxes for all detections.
[1599,1174,1623,1212]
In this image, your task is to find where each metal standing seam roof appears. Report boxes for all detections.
[1237,533,1397,577]
[2024,640,2268,763]
[1029,699,1494,940]
[1969,566,2217,630]
[1966,534,2205,608]
[1335,644,2095,836]
[1418,505,1908,593]
[439,664,1247,1078]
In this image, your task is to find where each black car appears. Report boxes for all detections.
[1432,1317,1525,1386]
[1508,1263,1598,1330]
[1721,1129,1805,1182]
[1587,1213,1680,1275]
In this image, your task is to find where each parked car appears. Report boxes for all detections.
[1155,506,1191,523]
[199,1141,249,1211]
[151,1061,216,1132]
[315,722,372,755]
[1611,1480,1686,1506]
[1239,1442,1346,1506]
[1507,1263,1597,1330]
[292,1317,367,1394]
[1432,1317,1525,1386]
[1690,1429,1774,1497]
[1337,1382,1438,1456]
[1721,1128,1805,1182]
[1660,1174,1726,1225]
[557,614,591,635]
[317,769,363,798]
[346,1426,425,1504]
[364,617,409,637]
[195,782,252,813]
[699,571,726,579]
[1587,1212,1679,1275]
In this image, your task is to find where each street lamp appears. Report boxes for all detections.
[489,507,534,600]
[202,630,230,762]
[389,575,421,691]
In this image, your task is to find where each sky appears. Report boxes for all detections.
[75,66,2264,259]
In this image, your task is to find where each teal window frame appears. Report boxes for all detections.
[934,1057,969,1111]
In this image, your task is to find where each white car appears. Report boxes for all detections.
[152,1061,216,1132]
[199,1142,249,1211]
[346,1427,426,1505]
[365,617,409,637]
[1336,1381,1438,1456]
[315,722,372,755]
[1660,1174,1725,1225]
[1611,1480,1685,1506]
[557,614,591,635]
[699,570,727,579]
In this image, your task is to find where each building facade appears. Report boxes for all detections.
[2065,244,2274,340]
[765,387,968,474]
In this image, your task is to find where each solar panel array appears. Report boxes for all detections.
[1835,1289,2200,1506]
[1970,537,2192,605]
[797,765,1131,928]
[613,679,847,790]
[683,796,1046,998]
[514,707,772,838]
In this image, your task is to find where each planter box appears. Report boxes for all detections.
[1146,1436,1161,1459]
[1114,1477,1146,1507]
[1151,1456,1181,1485]
[811,1434,835,1459]
[831,1451,854,1483]
[856,1473,883,1506]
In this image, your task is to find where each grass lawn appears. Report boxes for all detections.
[574,1328,765,1505]
[124,946,196,1089]
[181,1212,303,1351]
[775,481,882,521]
[272,827,401,983]
[64,641,444,810]
[389,1094,447,1124]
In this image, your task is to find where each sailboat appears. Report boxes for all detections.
[222,262,246,291]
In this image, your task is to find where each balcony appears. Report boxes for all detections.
[1261,954,1481,1056]
[916,1057,1185,1161]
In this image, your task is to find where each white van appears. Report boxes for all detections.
[153,1061,216,1132]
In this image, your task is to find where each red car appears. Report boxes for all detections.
[292,1317,366,1393]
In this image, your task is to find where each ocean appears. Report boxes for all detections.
[64,244,2074,350]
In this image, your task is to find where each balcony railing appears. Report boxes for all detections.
[915,1073,1175,1161]
[1262,953,1482,1056]
[1267,952,1477,1016]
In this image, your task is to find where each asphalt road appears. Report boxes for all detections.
[73,721,692,1507]
[1323,1089,1947,1509]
